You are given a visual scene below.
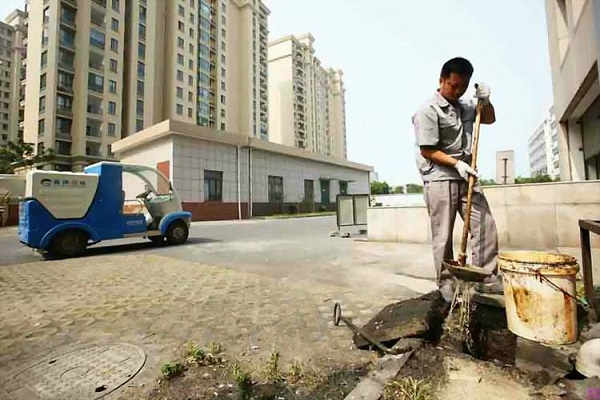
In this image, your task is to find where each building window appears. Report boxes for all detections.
[178,37,184,48]
[176,87,183,98]
[221,81,226,91]
[38,119,45,135]
[221,54,226,63]
[139,5,147,23]
[89,28,105,48]
[204,170,223,201]
[58,48,74,68]
[177,70,183,81]
[57,94,72,110]
[56,117,72,135]
[188,91,193,102]
[177,54,184,65]
[188,75,193,85]
[109,58,118,72]
[188,59,193,69]
[137,80,144,96]
[139,23,146,40]
[108,80,117,93]
[178,5,185,16]
[111,18,119,31]
[136,119,144,132]
[108,122,116,136]
[39,96,45,113]
[43,7,50,23]
[221,67,226,77]
[108,101,116,115]
[176,104,183,115]
[188,43,194,53]
[268,176,283,203]
[57,71,74,92]
[220,95,225,104]
[136,100,144,116]
[221,15,226,25]
[110,38,119,52]
[221,41,226,51]
[220,122,225,130]
[188,108,192,118]
[190,13,195,23]
[138,42,145,59]
[41,51,48,68]
[339,181,348,195]
[137,61,145,78]
[88,73,104,92]
[178,21,184,32]
[189,28,194,38]
[112,0,119,12]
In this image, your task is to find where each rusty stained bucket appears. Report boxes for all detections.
[499,251,580,345]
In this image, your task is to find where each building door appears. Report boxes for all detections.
[320,179,330,205]
[303,179,314,213]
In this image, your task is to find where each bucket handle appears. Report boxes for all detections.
[534,270,589,307]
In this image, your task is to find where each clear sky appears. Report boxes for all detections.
[0,0,554,186]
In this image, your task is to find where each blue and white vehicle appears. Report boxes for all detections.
[19,162,192,258]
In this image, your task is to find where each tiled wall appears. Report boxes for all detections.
[172,136,369,205]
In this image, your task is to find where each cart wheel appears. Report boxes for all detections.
[50,230,88,258]
[166,220,189,245]
[333,303,342,326]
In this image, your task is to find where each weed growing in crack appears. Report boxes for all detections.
[384,376,436,400]
[161,362,184,380]
[231,363,253,400]
[287,359,303,383]
[185,342,225,366]
[264,349,283,383]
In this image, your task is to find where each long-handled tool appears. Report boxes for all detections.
[333,303,398,355]
[443,96,493,282]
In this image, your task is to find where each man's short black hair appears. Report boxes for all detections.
[440,57,474,79]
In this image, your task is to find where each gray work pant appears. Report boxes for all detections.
[424,180,498,284]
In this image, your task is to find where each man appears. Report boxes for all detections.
[412,57,501,300]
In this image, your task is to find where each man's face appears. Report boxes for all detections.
[439,73,470,102]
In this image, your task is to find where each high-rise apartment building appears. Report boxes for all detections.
[122,0,269,139]
[528,107,560,179]
[0,10,27,146]
[23,0,269,171]
[268,34,347,159]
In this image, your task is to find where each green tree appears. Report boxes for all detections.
[392,185,405,194]
[480,178,497,186]
[0,140,54,174]
[406,183,424,194]
[370,181,391,195]
[515,174,556,184]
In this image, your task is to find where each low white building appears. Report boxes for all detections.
[111,120,371,220]
[528,107,560,179]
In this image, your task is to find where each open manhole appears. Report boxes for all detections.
[1,343,146,400]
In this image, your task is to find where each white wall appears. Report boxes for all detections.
[368,181,600,249]
[250,148,369,203]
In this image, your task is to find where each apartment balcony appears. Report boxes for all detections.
[56,130,72,141]
[86,142,102,157]
[19,120,25,130]
[62,0,77,8]
[92,0,107,9]
[56,105,73,117]
[56,82,73,94]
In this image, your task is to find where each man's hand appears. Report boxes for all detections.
[454,160,478,181]
[475,83,491,105]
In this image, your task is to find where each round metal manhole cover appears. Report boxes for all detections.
[1,343,146,400]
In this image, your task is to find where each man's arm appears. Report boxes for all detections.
[420,147,458,168]
[481,102,495,125]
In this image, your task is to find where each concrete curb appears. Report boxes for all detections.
[343,351,413,400]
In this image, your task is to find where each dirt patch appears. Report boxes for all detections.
[145,344,371,400]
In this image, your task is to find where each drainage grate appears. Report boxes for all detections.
[2,343,146,400]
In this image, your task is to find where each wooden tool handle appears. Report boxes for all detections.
[459,100,484,266]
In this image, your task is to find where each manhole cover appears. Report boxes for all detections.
[2,343,146,400]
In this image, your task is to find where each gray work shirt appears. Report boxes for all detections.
[412,91,476,182]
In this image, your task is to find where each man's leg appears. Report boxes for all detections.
[424,180,460,286]
[459,183,499,275]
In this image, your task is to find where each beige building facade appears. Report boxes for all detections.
[268,34,347,159]
[0,10,27,146]
[545,0,600,181]
[22,0,269,172]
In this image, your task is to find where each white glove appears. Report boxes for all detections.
[454,160,478,181]
[475,83,491,105]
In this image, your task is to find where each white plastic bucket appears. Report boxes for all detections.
[499,251,580,345]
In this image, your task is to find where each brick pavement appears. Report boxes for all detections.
[0,253,402,399]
